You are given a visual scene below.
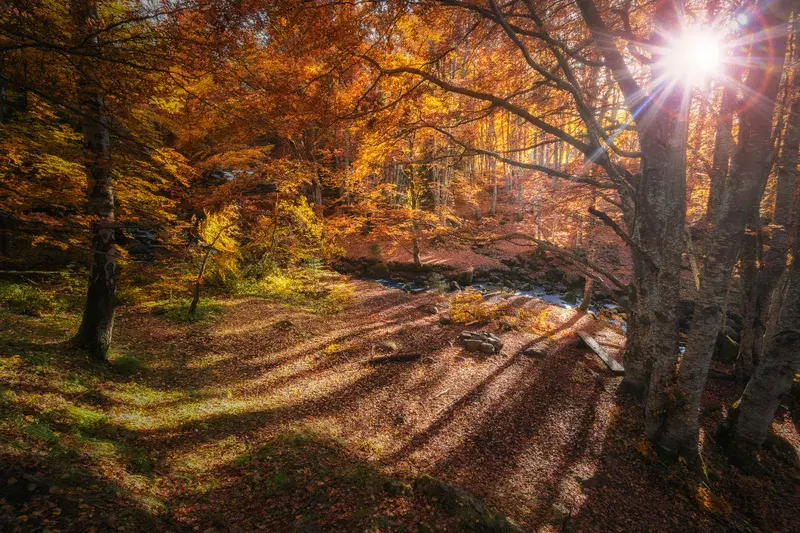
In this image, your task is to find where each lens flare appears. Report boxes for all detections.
[662,26,724,85]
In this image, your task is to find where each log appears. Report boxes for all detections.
[367,352,423,364]
[577,331,624,375]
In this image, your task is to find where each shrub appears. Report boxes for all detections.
[116,286,148,306]
[450,290,504,324]
[315,283,355,314]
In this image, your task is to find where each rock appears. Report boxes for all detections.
[335,261,356,274]
[460,331,503,354]
[478,342,495,354]
[426,272,447,291]
[449,281,462,292]
[521,345,546,358]
[463,339,484,352]
[544,267,565,283]
[562,291,578,305]
[417,303,439,315]
[455,268,474,286]
[438,314,453,325]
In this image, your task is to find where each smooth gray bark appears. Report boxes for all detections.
[659,1,790,459]
[723,259,800,464]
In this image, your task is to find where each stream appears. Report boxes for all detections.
[373,278,628,332]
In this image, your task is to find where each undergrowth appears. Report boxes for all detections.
[450,289,549,332]
[229,268,355,314]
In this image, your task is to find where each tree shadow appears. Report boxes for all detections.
[166,428,518,532]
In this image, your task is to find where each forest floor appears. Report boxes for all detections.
[1,274,799,532]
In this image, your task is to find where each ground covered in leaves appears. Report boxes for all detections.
[1,275,798,532]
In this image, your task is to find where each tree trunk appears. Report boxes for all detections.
[736,224,762,379]
[722,259,800,465]
[658,2,790,460]
[706,84,737,223]
[577,0,689,407]
[72,0,116,361]
[737,40,800,380]
[490,173,498,216]
[579,277,593,312]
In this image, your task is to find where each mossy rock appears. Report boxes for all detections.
[455,268,475,286]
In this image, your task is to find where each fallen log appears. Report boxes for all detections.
[367,352,423,364]
[577,331,624,375]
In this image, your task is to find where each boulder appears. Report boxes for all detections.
[455,268,474,286]
[562,291,578,305]
[449,281,462,292]
[417,303,439,315]
[460,331,503,354]
[521,344,547,358]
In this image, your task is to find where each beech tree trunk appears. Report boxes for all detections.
[706,84,737,223]
[724,258,800,464]
[577,0,687,412]
[736,224,762,379]
[736,37,800,380]
[72,0,117,361]
[658,2,790,459]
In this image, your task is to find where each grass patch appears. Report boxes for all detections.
[232,268,355,314]
[149,297,224,324]
[108,350,145,376]
[63,404,108,429]
[22,419,57,442]
[0,282,57,316]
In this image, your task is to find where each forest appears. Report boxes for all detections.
[1,0,799,531]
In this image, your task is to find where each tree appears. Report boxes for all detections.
[657,0,792,459]
[70,0,117,359]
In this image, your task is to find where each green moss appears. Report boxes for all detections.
[63,404,108,429]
